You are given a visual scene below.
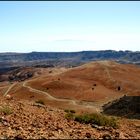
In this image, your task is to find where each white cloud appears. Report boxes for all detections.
[46,33,140,51]
[0,32,139,52]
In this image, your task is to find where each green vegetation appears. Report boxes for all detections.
[75,113,118,128]
[0,105,13,115]
[65,112,75,120]
[64,109,76,120]
[65,112,118,128]
[35,100,45,105]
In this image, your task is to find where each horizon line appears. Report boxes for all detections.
[0,49,139,54]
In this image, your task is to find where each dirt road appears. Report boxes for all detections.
[23,80,101,112]
[3,83,16,96]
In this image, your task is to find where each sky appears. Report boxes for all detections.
[0,1,140,52]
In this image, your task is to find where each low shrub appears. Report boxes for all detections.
[0,106,13,115]
[65,111,118,128]
[65,112,75,120]
[74,113,118,128]
[49,71,52,73]
[64,109,76,114]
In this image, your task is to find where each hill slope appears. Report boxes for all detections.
[28,61,140,103]
[0,97,139,139]
[1,60,140,118]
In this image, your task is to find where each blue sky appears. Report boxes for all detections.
[0,1,140,52]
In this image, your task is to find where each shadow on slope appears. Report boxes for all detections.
[102,96,140,119]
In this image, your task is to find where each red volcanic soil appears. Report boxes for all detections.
[7,82,96,113]
[0,61,139,139]
[28,61,140,102]
[0,97,139,139]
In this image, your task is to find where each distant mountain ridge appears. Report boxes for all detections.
[0,50,140,69]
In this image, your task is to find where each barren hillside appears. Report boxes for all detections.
[0,60,140,139]
[27,61,140,103]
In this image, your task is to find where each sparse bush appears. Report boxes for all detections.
[35,100,45,105]
[64,110,118,128]
[70,110,76,114]
[65,112,75,120]
[0,106,13,115]
[0,117,2,122]
[117,86,121,91]
[75,114,91,124]
[64,109,69,113]
[49,71,52,73]
[74,113,118,128]
[64,109,76,114]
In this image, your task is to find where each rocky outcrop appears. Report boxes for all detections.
[0,68,35,82]
[103,96,140,119]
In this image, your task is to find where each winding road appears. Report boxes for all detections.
[3,83,16,96]
[23,80,101,112]
[2,62,124,113]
